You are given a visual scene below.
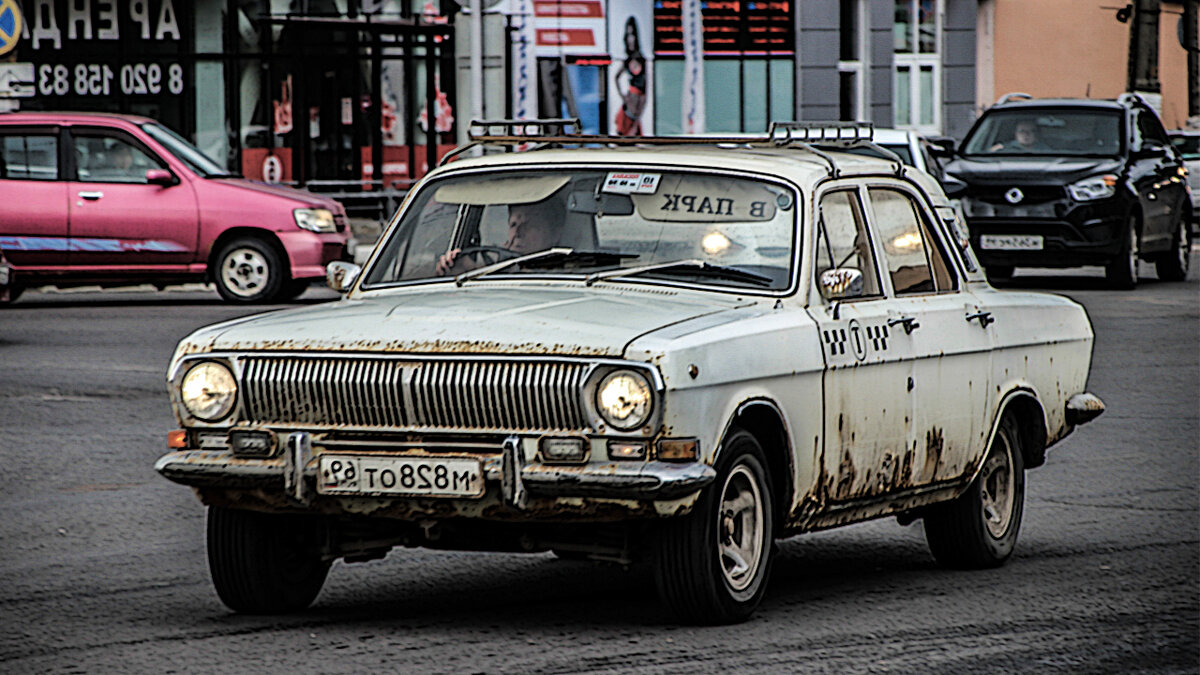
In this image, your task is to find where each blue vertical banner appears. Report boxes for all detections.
[681,0,704,134]
[512,0,536,121]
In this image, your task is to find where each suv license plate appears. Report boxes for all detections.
[981,234,1043,251]
[318,455,485,498]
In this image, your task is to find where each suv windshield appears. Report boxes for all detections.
[961,108,1123,157]
[362,168,798,291]
[140,122,231,177]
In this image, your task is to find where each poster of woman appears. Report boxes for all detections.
[609,2,653,136]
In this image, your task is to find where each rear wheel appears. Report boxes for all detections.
[1155,217,1192,281]
[655,429,774,624]
[1105,216,1140,289]
[924,414,1025,569]
[213,237,287,303]
[207,506,330,613]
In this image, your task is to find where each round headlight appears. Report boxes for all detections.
[595,370,653,431]
[180,361,238,421]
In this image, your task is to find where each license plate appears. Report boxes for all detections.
[318,455,485,498]
[980,234,1043,251]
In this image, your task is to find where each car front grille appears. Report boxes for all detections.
[238,356,590,431]
[971,185,1065,204]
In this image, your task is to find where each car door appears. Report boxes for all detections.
[66,127,199,268]
[809,185,914,504]
[864,183,993,488]
[0,125,69,268]
[1132,108,1187,250]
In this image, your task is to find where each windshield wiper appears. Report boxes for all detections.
[584,259,774,287]
[454,248,642,286]
[516,249,640,269]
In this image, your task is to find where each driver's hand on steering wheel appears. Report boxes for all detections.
[436,248,469,276]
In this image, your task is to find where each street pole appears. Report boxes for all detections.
[1127,0,1162,101]
[1184,0,1198,119]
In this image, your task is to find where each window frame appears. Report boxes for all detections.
[66,126,167,184]
[0,125,64,182]
[862,182,960,297]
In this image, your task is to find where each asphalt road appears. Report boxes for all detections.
[0,265,1196,674]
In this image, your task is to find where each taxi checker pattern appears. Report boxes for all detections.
[822,322,890,359]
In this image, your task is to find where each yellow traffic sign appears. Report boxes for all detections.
[0,0,22,57]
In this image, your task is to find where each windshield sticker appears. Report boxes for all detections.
[603,172,661,194]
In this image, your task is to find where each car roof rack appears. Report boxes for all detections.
[995,92,1034,105]
[440,118,903,177]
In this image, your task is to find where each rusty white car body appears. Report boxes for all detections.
[156,122,1104,624]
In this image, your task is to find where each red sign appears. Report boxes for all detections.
[536,28,597,48]
[534,1,604,18]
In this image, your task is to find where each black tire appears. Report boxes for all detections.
[1155,217,1192,282]
[207,506,330,614]
[213,237,287,303]
[924,414,1026,569]
[1105,216,1140,290]
[984,265,1014,282]
[654,429,774,624]
[0,285,23,305]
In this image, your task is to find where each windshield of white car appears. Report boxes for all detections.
[140,122,233,177]
[361,168,798,291]
[960,109,1123,157]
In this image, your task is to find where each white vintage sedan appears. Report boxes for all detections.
[157,122,1104,624]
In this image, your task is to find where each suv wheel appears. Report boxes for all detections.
[654,429,774,624]
[213,237,287,303]
[1155,217,1192,282]
[985,265,1014,283]
[207,506,330,613]
[1105,216,1140,290]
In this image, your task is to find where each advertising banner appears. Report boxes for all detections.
[607,0,652,136]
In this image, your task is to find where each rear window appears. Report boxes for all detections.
[0,133,58,181]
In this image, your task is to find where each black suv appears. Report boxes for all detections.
[939,93,1193,288]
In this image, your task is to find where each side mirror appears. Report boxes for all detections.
[926,136,956,157]
[326,260,362,293]
[940,174,968,199]
[820,268,864,301]
[145,169,178,186]
[1132,142,1168,160]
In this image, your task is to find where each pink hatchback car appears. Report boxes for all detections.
[0,112,350,303]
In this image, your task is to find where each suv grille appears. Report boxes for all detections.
[239,356,590,431]
[972,185,1065,204]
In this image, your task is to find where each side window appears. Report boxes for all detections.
[0,132,59,181]
[72,132,164,184]
[815,189,882,298]
[868,187,958,294]
[1134,109,1169,149]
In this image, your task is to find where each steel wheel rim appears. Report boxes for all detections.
[980,436,1016,539]
[221,247,270,298]
[1126,226,1140,279]
[1176,222,1190,270]
[717,463,764,592]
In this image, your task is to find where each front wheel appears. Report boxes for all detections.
[923,414,1026,569]
[213,237,287,303]
[1155,217,1192,282]
[1105,217,1140,290]
[654,429,774,624]
[207,506,330,614]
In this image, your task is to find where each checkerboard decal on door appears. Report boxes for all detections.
[823,328,848,356]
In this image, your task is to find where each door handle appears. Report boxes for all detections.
[966,310,994,328]
[77,191,103,200]
[887,315,920,334]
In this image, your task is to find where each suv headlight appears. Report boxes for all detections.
[595,370,653,431]
[1067,174,1118,201]
[294,208,336,233]
[180,361,238,421]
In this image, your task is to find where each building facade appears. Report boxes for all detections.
[1,0,983,188]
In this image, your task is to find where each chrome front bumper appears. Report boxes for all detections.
[155,432,716,509]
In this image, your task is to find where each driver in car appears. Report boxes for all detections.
[435,198,563,276]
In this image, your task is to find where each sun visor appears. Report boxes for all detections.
[631,175,782,222]
[434,176,570,205]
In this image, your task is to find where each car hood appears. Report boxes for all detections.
[945,156,1124,184]
[176,283,755,359]
[207,177,341,210]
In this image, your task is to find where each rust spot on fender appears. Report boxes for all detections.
[924,427,944,481]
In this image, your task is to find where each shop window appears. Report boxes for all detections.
[654,59,793,135]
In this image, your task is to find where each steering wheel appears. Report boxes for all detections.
[456,245,519,266]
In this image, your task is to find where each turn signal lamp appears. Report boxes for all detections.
[541,437,587,463]
[167,429,188,449]
[657,438,699,462]
[607,441,648,461]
